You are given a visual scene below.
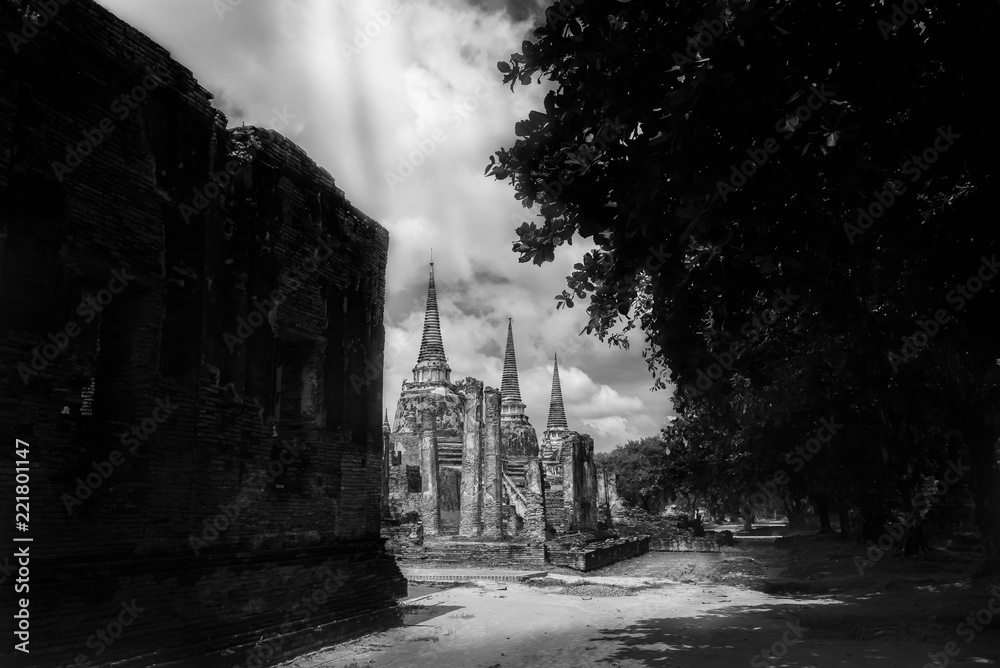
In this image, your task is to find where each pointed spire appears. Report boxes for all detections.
[500,318,528,422]
[383,409,390,432]
[416,263,445,363]
[501,318,523,404]
[546,353,568,430]
[413,261,451,383]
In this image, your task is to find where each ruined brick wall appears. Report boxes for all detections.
[393,382,464,439]
[557,432,598,533]
[387,452,423,519]
[481,387,503,538]
[523,457,548,542]
[457,377,483,536]
[0,1,402,665]
[501,420,539,460]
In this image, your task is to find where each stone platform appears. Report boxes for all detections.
[547,535,650,571]
[392,537,547,567]
[402,568,548,583]
[648,536,721,552]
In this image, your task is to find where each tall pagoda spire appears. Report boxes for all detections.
[412,261,451,383]
[546,353,568,431]
[500,318,527,421]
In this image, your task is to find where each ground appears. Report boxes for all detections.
[279,531,1000,667]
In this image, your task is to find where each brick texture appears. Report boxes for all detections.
[0,1,402,665]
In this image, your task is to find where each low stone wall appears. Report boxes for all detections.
[382,519,424,553]
[648,536,721,552]
[390,538,547,568]
[547,535,650,571]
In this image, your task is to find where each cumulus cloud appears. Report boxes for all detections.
[582,416,643,448]
[97,0,676,451]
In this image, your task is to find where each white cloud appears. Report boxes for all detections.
[97,0,677,453]
[582,416,643,447]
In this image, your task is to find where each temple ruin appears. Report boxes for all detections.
[382,265,645,567]
[0,1,402,665]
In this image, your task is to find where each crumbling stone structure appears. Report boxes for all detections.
[382,266,598,551]
[500,319,540,485]
[481,387,504,538]
[0,1,402,665]
[566,433,599,533]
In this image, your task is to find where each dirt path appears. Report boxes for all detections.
[279,545,1000,668]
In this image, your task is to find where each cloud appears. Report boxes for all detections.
[96,0,677,453]
[582,416,643,447]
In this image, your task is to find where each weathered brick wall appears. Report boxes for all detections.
[523,457,548,542]
[501,419,539,460]
[393,382,464,439]
[481,387,503,538]
[387,457,423,518]
[0,1,402,665]
[418,411,440,536]
[553,432,598,533]
[393,540,546,567]
[547,536,650,571]
[456,378,483,536]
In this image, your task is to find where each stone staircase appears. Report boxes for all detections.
[502,473,529,519]
[437,440,463,468]
[505,460,526,486]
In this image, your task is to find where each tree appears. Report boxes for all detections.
[489,0,1000,571]
[597,437,670,512]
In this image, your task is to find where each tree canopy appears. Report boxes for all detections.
[489,0,1000,571]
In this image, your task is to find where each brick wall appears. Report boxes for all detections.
[0,1,402,665]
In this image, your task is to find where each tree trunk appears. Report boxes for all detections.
[838,505,852,539]
[813,494,832,531]
[860,491,892,542]
[741,500,754,532]
[784,495,808,528]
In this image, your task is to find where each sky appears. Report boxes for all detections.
[97,0,677,451]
